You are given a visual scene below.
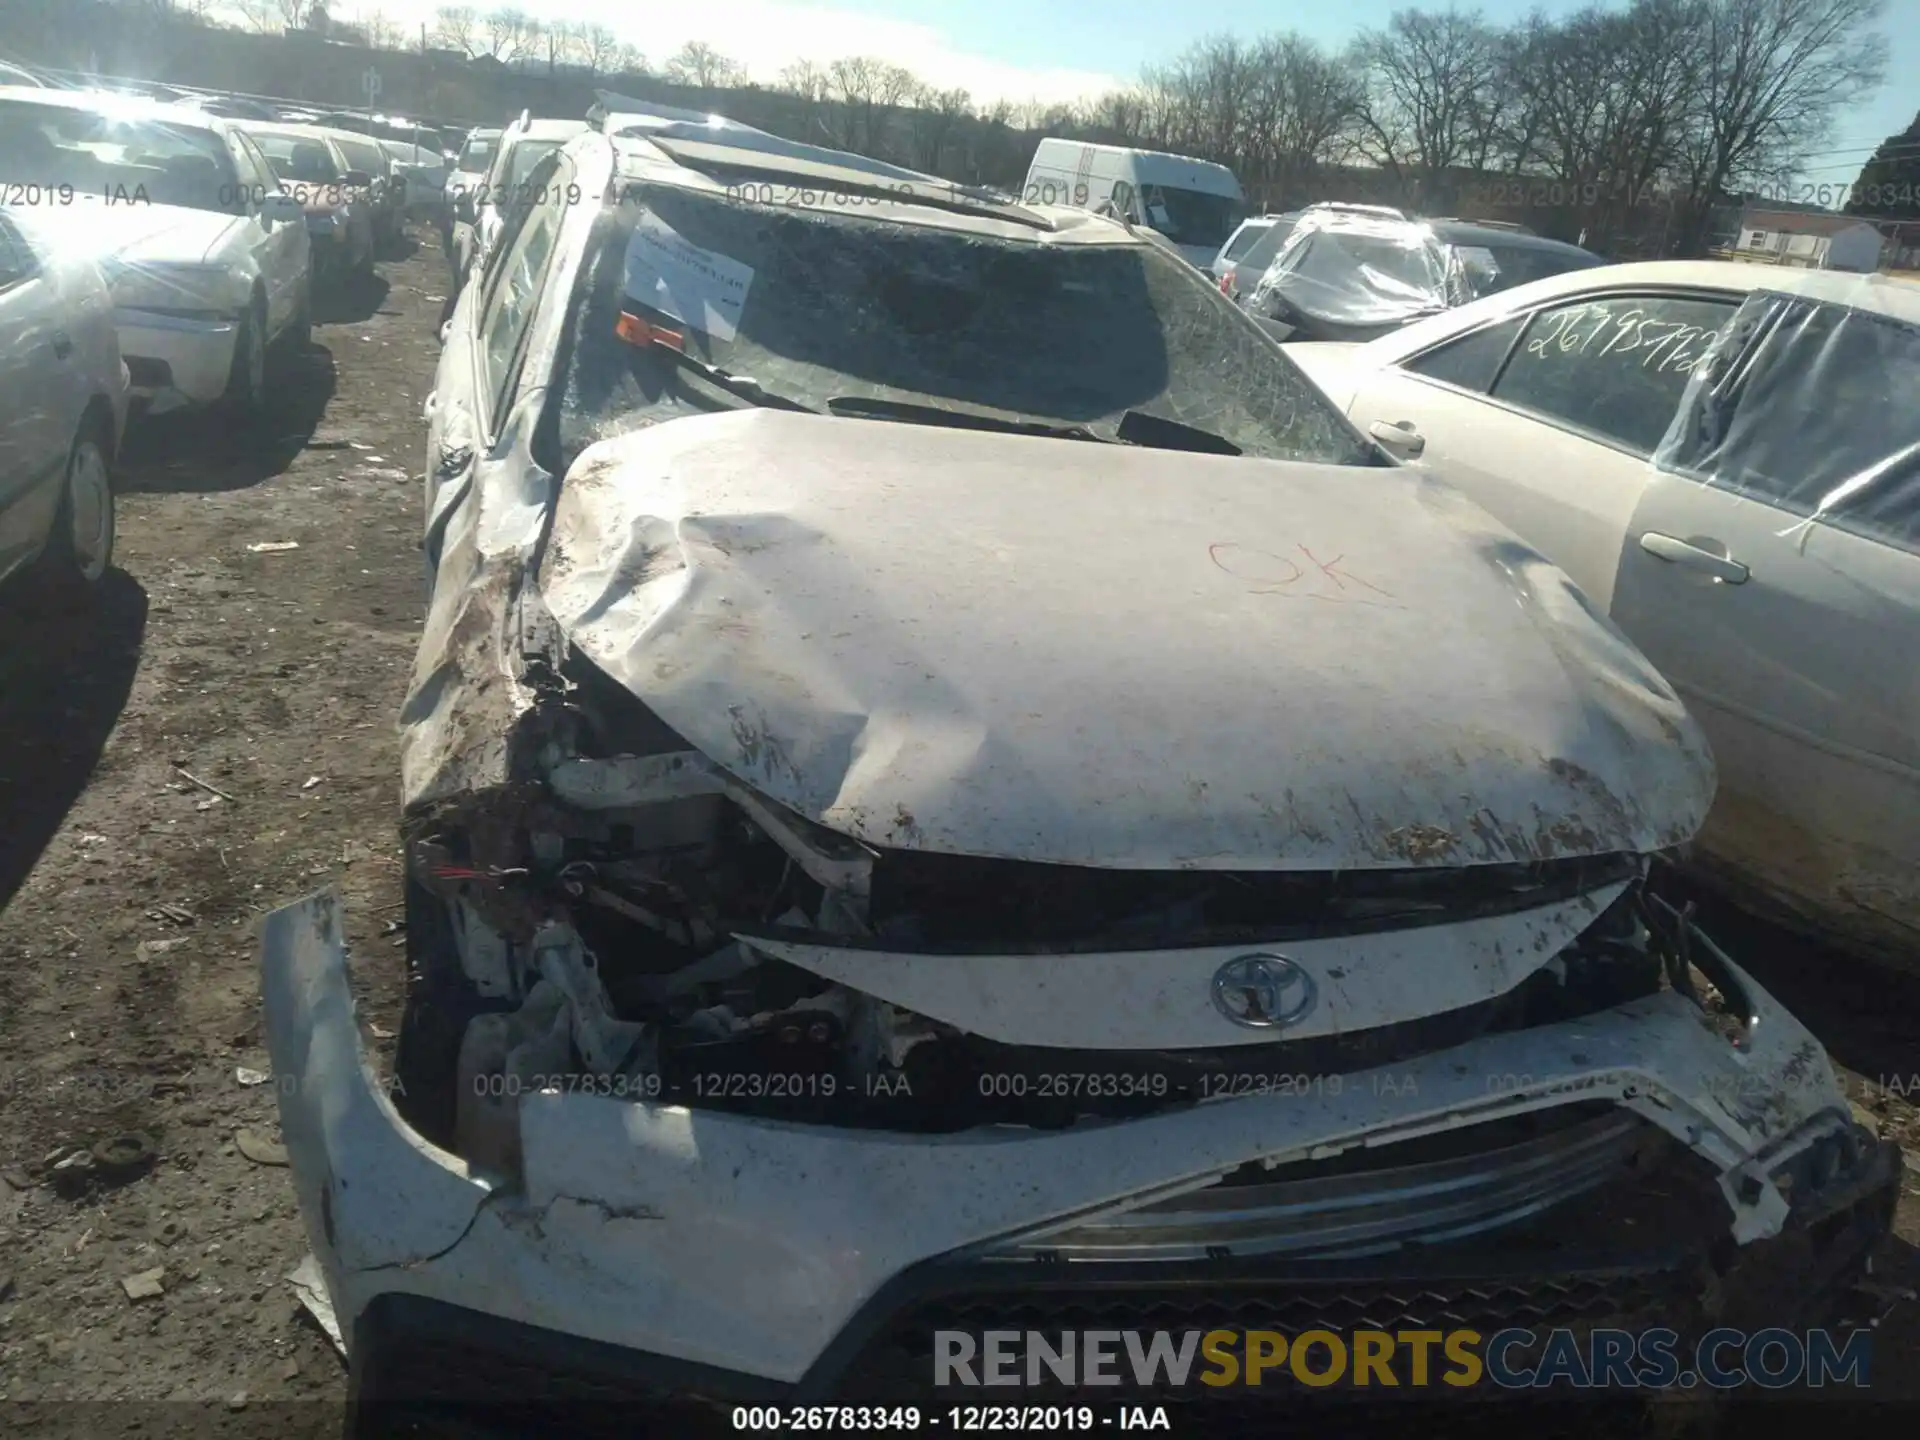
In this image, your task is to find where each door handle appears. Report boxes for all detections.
[1369,419,1425,457]
[1639,532,1749,584]
[50,331,72,360]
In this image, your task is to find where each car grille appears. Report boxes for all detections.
[986,1109,1659,1262]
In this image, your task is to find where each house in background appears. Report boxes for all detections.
[1733,206,1885,272]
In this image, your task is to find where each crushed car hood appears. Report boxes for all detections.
[539,409,1713,869]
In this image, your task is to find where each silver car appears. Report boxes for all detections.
[0,204,128,598]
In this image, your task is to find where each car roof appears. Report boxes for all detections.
[509,118,590,142]
[239,120,340,144]
[1368,258,1920,358]
[1498,257,1919,311]
[1428,220,1595,257]
[602,127,1130,243]
[0,83,229,129]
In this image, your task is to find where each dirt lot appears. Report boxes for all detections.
[0,226,1914,1429]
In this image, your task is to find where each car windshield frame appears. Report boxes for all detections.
[550,182,1381,474]
[0,97,242,213]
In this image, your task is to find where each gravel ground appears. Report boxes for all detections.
[0,225,1913,1433]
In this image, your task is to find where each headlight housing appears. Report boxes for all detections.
[105,261,247,320]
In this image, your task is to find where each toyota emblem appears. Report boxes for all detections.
[1211,954,1316,1029]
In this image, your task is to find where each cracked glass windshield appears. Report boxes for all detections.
[557,182,1377,470]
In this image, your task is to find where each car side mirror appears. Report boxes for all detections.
[340,170,372,188]
[262,193,304,227]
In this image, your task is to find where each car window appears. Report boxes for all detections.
[459,135,497,171]
[552,181,1381,473]
[335,136,386,175]
[478,152,572,428]
[252,131,337,184]
[232,133,279,198]
[1656,292,1920,553]
[0,98,241,213]
[1139,185,1243,250]
[1462,242,1603,298]
[1221,222,1269,263]
[504,140,563,190]
[1487,294,1737,454]
[1233,217,1297,278]
[1403,315,1527,393]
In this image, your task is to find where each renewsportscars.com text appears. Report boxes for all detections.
[934,1327,1872,1390]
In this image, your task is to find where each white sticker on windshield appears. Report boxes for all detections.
[623,210,755,342]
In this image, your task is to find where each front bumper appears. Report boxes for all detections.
[114,308,238,411]
[262,892,1897,1405]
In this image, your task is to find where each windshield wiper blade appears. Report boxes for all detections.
[826,395,1109,442]
[641,339,816,413]
[1113,409,1241,456]
[826,396,1244,456]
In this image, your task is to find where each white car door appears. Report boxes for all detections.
[1609,290,1920,950]
[1336,288,1741,608]
[0,215,70,579]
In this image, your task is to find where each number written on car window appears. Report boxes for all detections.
[1488,294,1737,454]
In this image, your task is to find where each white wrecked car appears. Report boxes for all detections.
[260,116,1898,1419]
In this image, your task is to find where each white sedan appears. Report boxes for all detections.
[1289,260,1920,965]
[0,85,312,417]
[0,203,128,599]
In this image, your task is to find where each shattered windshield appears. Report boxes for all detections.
[555,183,1377,470]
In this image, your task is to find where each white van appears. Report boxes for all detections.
[1022,139,1246,269]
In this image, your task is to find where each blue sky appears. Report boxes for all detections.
[825,0,1919,167]
[358,0,1918,179]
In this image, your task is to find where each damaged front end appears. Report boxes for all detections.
[265,414,1898,1414]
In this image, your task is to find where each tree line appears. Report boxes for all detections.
[58,0,1906,256]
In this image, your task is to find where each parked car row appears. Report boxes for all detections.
[0,79,435,604]
[260,100,1906,1419]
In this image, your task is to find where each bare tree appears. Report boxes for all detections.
[1349,6,1505,208]
[907,83,973,172]
[233,0,279,30]
[664,40,745,89]
[433,4,477,54]
[275,0,309,26]
[826,57,919,156]
[1668,0,1887,249]
[1493,0,1700,244]
[480,7,530,61]
[779,59,832,104]
[1259,36,1366,201]
[577,22,620,76]
[354,7,404,48]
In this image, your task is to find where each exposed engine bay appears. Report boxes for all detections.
[393,649,1743,1167]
